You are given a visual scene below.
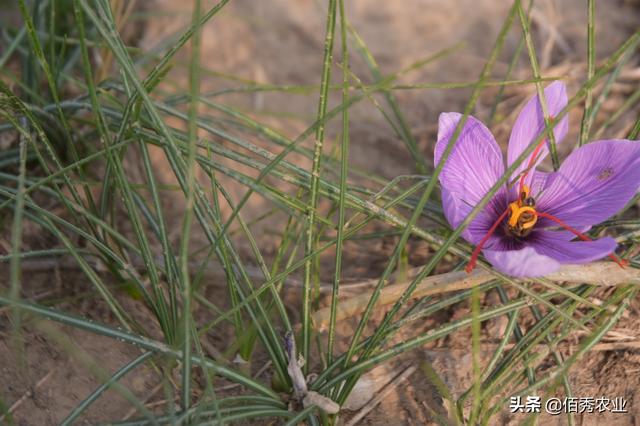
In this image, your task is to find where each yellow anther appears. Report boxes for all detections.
[507,185,537,237]
[507,204,537,228]
[508,203,520,227]
[518,207,538,229]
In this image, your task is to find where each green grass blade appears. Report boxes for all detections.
[516,0,559,169]
[302,0,338,371]
[578,0,596,146]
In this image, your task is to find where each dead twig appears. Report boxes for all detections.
[423,340,640,355]
[312,262,640,331]
[591,342,640,351]
[495,340,640,352]
[284,332,340,415]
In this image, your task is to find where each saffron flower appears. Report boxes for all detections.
[435,81,640,277]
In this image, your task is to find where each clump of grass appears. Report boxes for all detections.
[0,0,639,424]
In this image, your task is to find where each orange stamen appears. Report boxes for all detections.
[466,114,627,273]
[535,211,628,268]
[466,207,510,273]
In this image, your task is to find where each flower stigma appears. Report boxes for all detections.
[465,184,628,274]
[465,186,538,273]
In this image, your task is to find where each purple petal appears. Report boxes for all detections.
[509,169,551,202]
[483,246,561,277]
[536,140,640,227]
[528,231,617,264]
[442,188,507,245]
[530,170,550,197]
[435,112,505,201]
[435,112,508,242]
[507,81,568,186]
[441,187,472,239]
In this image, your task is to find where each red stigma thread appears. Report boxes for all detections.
[466,117,626,274]
[517,116,555,196]
[535,211,628,269]
[518,139,546,195]
[466,207,510,273]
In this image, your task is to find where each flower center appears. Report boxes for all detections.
[506,185,538,238]
[464,183,628,273]
[464,132,628,274]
